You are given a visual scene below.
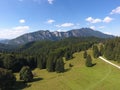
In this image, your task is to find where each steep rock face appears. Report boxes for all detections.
[7,28,114,45]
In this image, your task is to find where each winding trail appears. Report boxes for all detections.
[99,56,120,69]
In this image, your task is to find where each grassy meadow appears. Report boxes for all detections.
[15,49,120,90]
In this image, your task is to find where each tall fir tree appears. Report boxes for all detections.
[83,50,87,58]
[93,45,100,58]
[46,53,56,72]
[99,44,104,56]
[3,55,15,70]
[37,56,43,69]
[55,57,64,73]
[85,55,93,67]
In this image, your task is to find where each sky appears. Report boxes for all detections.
[0,0,120,39]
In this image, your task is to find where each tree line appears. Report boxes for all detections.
[0,37,102,72]
[104,37,120,61]
[83,37,120,67]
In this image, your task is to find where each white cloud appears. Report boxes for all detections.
[104,32,112,35]
[56,23,74,28]
[86,17,93,23]
[103,16,113,23]
[56,29,62,32]
[0,26,29,39]
[61,23,74,27]
[19,19,25,23]
[86,16,113,23]
[86,17,102,23]
[55,23,74,28]
[19,0,54,4]
[48,0,54,4]
[110,6,120,14]
[56,29,66,32]
[47,19,55,24]
[90,26,96,30]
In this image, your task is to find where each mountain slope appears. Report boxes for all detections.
[7,28,114,45]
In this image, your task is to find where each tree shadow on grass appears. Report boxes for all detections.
[31,77,43,82]
[14,77,43,90]
[92,63,97,67]
[64,68,71,72]
[14,81,30,90]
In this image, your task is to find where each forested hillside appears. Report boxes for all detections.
[0,36,120,90]
[104,37,120,62]
[0,37,103,72]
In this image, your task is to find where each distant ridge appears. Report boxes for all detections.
[6,28,114,45]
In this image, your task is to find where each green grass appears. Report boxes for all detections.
[15,49,120,90]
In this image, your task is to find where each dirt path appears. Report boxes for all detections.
[99,56,120,69]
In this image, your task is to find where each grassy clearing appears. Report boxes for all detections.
[15,49,120,90]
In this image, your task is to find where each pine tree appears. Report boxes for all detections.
[3,55,15,69]
[64,51,73,60]
[55,58,64,73]
[85,55,93,67]
[37,56,43,69]
[93,45,100,58]
[46,53,55,72]
[99,44,104,56]
[104,44,114,60]
[83,50,87,58]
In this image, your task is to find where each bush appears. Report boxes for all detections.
[20,66,33,82]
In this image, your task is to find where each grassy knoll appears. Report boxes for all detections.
[15,49,120,90]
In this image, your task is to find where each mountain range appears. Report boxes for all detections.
[2,28,114,45]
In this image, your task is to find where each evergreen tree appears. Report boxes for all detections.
[46,53,56,72]
[26,56,36,69]
[104,43,114,60]
[55,58,64,73]
[37,56,43,69]
[99,44,104,56]
[85,55,93,67]
[93,45,100,58]
[3,55,15,69]
[83,50,87,58]
[64,51,73,60]
[0,68,16,90]
[19,66,33,82]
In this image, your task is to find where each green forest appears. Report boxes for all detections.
[0,37,120,90]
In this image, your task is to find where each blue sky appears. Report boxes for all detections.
[0,0,120,39]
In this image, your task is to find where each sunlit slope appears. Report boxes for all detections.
[18,49,120,90]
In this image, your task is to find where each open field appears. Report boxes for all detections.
[15,49,120,90]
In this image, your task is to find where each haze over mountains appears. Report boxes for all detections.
[1,28,114,45]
